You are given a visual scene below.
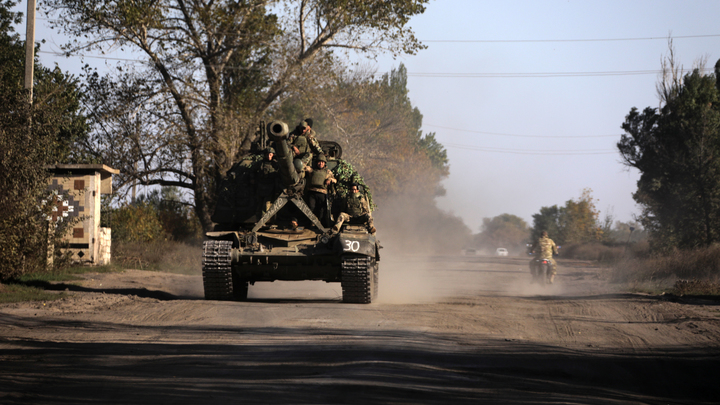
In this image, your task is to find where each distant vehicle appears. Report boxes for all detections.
[463,248,477,256]
[495,248,508,256]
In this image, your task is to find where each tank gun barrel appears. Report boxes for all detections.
[267,120,300,187]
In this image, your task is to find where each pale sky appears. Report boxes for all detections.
[373,0,720,231]
[18,0,720,232]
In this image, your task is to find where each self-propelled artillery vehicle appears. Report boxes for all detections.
[202,120,380,303]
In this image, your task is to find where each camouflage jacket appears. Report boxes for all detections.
[533,236,558,260]
[307,130,324,155]
[344,192,371,218]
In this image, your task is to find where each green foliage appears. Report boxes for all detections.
[106,203,166,243]
[104,187,203,242]
[618,63,720,250]
[45,0,428,231]
[531,188,604,245]
[475,214,529,253]
[331,159,375,210]
[136,187,203,241]
[0,1,87,281]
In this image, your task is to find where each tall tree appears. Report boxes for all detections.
[475,214,529,253]
[618,59,720,249]
[530,189,604,245]
[0,0,87,279]
[43,0,429,230]
[278,64,447,198]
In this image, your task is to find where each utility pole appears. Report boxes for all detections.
[24,0,36,103]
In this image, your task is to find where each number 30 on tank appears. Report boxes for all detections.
[344,240,360,252]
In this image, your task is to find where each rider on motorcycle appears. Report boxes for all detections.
[529,231,559,283]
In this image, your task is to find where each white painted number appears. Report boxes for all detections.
[344,240,360,252]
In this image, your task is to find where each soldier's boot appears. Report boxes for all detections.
[367,226,376,235]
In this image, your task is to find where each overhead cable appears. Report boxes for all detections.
[425,124,620,138]
[444,143,617,155]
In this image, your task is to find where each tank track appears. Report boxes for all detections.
[202,240,234,300]
[341,255,376,304]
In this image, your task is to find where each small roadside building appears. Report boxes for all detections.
[47,164,120,266]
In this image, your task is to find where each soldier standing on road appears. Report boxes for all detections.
[332,183,376,235]
[254,147,280,217]
[530,231,559,283]
[304,154,336,225]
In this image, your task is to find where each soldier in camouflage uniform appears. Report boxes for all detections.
[331,183,376,235]
[254,147,280,217]
[291,120,324,173]
[530,231,559,283]
[304,154,336,226]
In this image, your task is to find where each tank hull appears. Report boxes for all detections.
[203,120,380,303]
[203,225,379,303]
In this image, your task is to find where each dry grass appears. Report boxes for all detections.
[610,244,720,296]
[561,243,626,263]
[112,240,202,275]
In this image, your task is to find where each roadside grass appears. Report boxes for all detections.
[1,264,119,303]
[610,245,720,297]
[0,240,201,304]
[112,239,202,275]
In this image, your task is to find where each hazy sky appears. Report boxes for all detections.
[371,0,720,232]
[18,0,720,232]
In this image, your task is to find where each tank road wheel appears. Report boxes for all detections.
[372,262,379,299]
[341,255,376,304]
[202,240,234,301]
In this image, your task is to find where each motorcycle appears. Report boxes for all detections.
[530,258,553,285]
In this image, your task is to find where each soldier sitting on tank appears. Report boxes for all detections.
[303,154,336,226]
[331,182,376,235]
[290,120,324,173]
[253,146,280,218]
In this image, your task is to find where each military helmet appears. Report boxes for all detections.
[317,154,327,162]
[265,146,275,155]
[299,121,309,129]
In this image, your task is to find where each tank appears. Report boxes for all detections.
[202,120,380,303]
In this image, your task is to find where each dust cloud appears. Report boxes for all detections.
[373,194,472,303]
[372,192,570,302]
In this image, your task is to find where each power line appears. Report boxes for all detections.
[423,34,720,43]
[444,143,617,155]
[406,68,714,78]
[425,124,620,139]
[39,52,714,79]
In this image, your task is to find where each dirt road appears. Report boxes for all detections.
[2,254,720,404]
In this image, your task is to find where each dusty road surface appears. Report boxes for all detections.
[2,254,720,404]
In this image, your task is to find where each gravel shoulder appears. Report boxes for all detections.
[2,255,720,404]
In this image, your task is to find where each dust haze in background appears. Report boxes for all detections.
[372,194,579,302]
[373,193,472,304]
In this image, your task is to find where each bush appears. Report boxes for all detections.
[610,244,720,288]
[560,243,626,263]
[106,203,167,243]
